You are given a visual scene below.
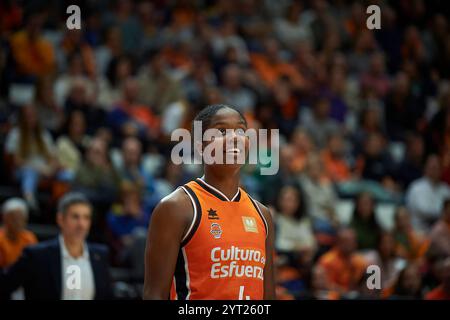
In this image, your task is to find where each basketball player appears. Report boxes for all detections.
[143,104,275,300]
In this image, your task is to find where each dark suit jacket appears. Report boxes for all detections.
[0,237,113,300]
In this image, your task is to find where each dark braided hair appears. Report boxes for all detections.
[192,104,247,135]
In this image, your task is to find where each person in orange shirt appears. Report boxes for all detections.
[321,133,351,183]
[9,11,55,78]
[317,228,368,294]
[250,38,305,90]
[108,77,160,140]
[425,258,450,300]
[0,198,37,268]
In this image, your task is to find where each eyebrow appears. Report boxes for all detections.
[212,120,247,126]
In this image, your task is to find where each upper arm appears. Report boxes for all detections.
[255,200,276,300]
[143,189,193,300]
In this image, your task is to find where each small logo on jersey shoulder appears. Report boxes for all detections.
[208,208,219,220]
[242,216,258,233]
[210,223,222,239]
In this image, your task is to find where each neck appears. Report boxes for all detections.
[427,177,439,185]
[203,169,240,200]
[69,132,83,142]
[5,229,19,241]
[62,235,84,258]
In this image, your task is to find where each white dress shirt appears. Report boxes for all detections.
[59,235,95,300]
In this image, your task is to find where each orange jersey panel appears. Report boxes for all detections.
[170,178,268,300]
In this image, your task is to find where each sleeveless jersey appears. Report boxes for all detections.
[170,178,268,300]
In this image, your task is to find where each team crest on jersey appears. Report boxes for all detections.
[242,216,258,233]
[208,208,219,220]
[210,223,222,239]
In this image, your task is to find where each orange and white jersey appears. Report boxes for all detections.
[170,177,268,300]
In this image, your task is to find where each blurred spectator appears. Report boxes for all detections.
[137,50,184,114]
[325,68,350,124]
[347,30,377,76]
[274,2,312,51]
[428,199,450,257]
[114,137,156,205]
[401,26,426,65]
[35,76,63,134]
[317,228,368,294]
[300,153,339,233]
[220,64,256,114]
[396,133,425,189]
[57,29,96,78]
[355,132,399,197]
[360,52,391,100]
[425,258,450,300]
[99,55,135,109]
[349,192,382,250]
[54,52,97,108]
[364,232,406,290]
[0,198,37,268]
[425,88,450,156]
[385,72,423,141]
[9,10,55,79]
[305,265,340,300]
[211,17,249,65]
[56,110,90,182]
[406,154,450,231]
[0,193,113,300]
[274,184,316,266]
[321,132,351,183]
[302,97,339,149]
[107,183,150,248]
[250,38,304,90]
[273,78,300,138]
[182,59,217,105]
[103,0,142,54]
[95,26,124,76]
[289,128,315,175]
[393,206,429,261]
[352,106,385,156]
[4,104,58,209]
[390,263,423,299]
[72,138,120,212]
[108,77,159,142]
[64,77,107,135]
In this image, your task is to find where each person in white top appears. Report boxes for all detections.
[274,184,317,267]
[406,154,450,231]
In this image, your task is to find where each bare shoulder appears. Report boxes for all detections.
[151,187,193,226]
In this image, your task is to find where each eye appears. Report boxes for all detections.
[236,128,245,136]
[218,128,227,135]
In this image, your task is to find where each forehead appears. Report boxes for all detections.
[66,203,91,215]
[4,209,26,217]
[210,108,246,126]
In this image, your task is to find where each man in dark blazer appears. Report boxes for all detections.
[0,192,113,300]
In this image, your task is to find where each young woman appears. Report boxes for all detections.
[5,104,58,209]
[143,104,275,300]
[349,191,382,250]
